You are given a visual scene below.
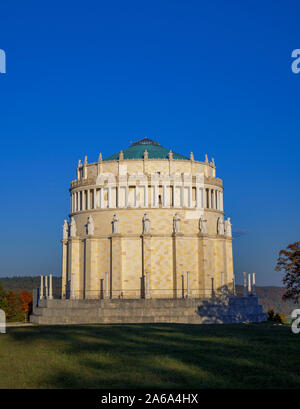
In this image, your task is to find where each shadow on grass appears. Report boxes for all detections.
[6,323,300,389]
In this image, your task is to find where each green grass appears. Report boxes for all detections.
[0,322,299,389]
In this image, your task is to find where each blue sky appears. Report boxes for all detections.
[0,0,299,286]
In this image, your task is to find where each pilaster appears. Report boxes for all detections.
[61,239,68,299]
[68,237,81,299]
[84,237,99,299]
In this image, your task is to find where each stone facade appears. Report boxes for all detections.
[61,138,234,300]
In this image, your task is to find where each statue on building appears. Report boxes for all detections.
[190,152,194,161]
[143,149,148,160]
[199,216,207,234]
[70,217,77,237]
[225,217,232,237]
[173,213,181,234]
[142,213,151,234]
[63,220,69,239]
[217,216,225,235]
[87,215,94,235]
[168,150,173,160]
[112,213,120,234]
[119,151,124,160]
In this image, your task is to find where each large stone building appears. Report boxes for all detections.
[61,138,234,300]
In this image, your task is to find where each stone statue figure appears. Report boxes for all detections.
[63,220,69,239]
[173,213,181,234]
[225,217,232,237]
[112,213,120,234]
[87,215,94,235]
[70,217,76,237]
[217,217,225,235]
[142,213,151,234]
[199,216,207,234]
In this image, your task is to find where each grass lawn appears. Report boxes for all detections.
[0,322,299,389]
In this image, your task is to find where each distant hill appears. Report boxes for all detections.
[0,277,298,316]
[236,285,297,316]
[0,276,61,299]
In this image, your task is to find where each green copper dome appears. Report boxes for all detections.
[103,138,189,161]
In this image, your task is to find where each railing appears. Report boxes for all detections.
[60,286,235,300]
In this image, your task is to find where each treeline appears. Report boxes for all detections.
[0,282,32,322]
[0,276,61,299]
[236,285,296,315]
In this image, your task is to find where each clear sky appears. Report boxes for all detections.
[0,0,299,286]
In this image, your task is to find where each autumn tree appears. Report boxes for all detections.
[6,291,23,322]
[19,291,33,321]
[275,241,300,303]
[0,282,8,311]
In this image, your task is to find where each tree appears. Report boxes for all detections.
[0,282,8,311]
[19,291,32,321]
[6,291,24,322]
[275,241,300,303]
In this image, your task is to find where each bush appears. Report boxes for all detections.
[267,309,283,323]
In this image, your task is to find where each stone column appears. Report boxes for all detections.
[134,186,137,207]
[162,185,167,207]
[125,186,129,208]
[71,273,75,299]
[153,185,158,207]
[49,274,53,300]
[40,275,44,300]
[221,271,225,295]
[83,190,86,210]
[144,184,148,208]
[248,273,252,295]
[93,188,96,209]
[111,235,123,298]
[107,187,111,208]
[197,235,211,298]
[195,187,199,208]
[84,238,99,299]
[186,271,190,298]
[252,272,256,295]
[87,189,90,210]
[232,274,236,296]
[61,239,68,299]
[105,271,109,298]
[208,189,211,209]
[68,238,81,299]
[146,271,150,298]
[180,185,184,208]
[188,186,192,208]
[243,272,247,297]
[100,188,104,208]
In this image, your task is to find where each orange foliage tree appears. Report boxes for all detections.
[19,291,33,320]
